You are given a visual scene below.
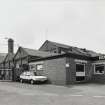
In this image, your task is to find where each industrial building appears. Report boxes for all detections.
[0,39,105,85]
[28,40,105,85]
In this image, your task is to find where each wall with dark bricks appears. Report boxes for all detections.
[43,57,66,85]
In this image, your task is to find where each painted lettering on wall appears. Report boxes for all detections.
[74,59,87,63]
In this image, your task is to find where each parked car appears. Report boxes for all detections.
[19,71,47,84]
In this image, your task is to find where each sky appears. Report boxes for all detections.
[0,0,105,53]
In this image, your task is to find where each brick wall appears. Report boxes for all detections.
[66,57,76,84]
[43,57,66,85]
[66,57,92,84]
[91,74,105,83]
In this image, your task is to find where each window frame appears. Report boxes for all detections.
[94,64,105,75]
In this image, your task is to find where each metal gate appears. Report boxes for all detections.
[0,69,12,80]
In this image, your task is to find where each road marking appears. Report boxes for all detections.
[93,96,105,98]
[70,95,83,97]
[68,95,105,98]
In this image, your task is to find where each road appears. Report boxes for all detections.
[0,82,105,105]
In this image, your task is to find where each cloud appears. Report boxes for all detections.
[0,0,105,53]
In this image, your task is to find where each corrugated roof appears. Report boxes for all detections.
[43,40,101,57]
[49,41,72,49]
[23,47,58,57]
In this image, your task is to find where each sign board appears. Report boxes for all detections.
[74,59,87,63]
[37,64,43,70]
[66,63,70,67]
[76,72,85,76]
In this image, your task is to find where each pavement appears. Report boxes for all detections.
[0,82,105,105]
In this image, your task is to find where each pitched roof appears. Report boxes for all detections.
[0,53,7,63]
[39,40,101,57]
[4,53,15,62]
[23,47,58,57]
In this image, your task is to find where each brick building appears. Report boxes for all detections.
[27,40,105,85]
[0,39,14,80]
[13,46,57,81]
[0,53,7,67]
[0,39,105,85]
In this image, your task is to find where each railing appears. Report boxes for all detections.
[0,69,12,80]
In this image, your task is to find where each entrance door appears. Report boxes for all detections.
[76,63,85,81]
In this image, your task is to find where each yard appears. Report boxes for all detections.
[0,81,105,105]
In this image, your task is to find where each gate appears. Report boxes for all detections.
[0,69,12,80]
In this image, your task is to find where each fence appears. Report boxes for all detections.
[0,69,12,80]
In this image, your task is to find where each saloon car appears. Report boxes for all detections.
[19,71,47,84]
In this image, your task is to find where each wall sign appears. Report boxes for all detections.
[66,63,70,67]
[74,59,87,63]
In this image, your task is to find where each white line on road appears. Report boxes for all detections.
[70,95,84,97]
[68,95,105,98]
[93,96,105,98]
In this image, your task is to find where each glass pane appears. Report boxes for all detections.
[95,64,104,74]
[76,64,84,72]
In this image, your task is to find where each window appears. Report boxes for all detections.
[76,64,85,72]
[94,64,104,74]
[30,65,36,71]
[36,64,44,76]
[36,64,43,71]
[54,51,57,53]
[22,64,29,70]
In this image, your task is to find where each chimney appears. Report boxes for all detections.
[8,38,14,53]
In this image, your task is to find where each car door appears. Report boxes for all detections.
[25,73,31,81]
[22,73,26,80]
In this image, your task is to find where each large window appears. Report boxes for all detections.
[76,64,85,72]
[76,63,85,77]
[94,64,104,74]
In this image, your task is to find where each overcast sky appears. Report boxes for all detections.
[0,0,105,53]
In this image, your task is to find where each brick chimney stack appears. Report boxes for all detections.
[8,38,14,54]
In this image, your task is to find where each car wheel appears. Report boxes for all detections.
[20,79,23,83]
[30,80,34,84]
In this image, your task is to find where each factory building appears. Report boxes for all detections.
[0,39,105,85]
[0,39,14,80]
[37,40,105,85]
[13,46,57,81]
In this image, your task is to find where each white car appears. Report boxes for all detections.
[20,71,47,84]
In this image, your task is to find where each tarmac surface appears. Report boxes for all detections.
[0,81,105,105]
